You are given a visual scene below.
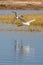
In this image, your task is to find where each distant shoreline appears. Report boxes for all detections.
[0,1,43,10]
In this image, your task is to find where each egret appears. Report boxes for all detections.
[12,11,36,26]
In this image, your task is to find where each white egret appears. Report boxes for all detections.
[12,11,36,26]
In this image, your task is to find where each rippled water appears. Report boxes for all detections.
[0,24,43,65]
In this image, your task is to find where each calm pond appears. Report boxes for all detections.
[0,10,43,65]
[0,24,43,65]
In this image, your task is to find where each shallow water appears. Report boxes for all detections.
[0,10,43,15]
[0,24,43,65]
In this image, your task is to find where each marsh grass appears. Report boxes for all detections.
[0,14,43,32]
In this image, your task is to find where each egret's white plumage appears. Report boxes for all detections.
[16,16,19,19]
[22,19,36,26]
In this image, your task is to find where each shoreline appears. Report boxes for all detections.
[0,1,43,10]
[0,27,42,32]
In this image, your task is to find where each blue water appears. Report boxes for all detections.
[0,10,43,15]
[0,10,43,65]
[0,24,43,65]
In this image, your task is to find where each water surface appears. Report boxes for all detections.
[0,10,43,15]
[0,24,43,65]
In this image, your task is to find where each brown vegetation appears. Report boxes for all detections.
[0,1,43,10]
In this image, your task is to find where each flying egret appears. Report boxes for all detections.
[12,11,36,26]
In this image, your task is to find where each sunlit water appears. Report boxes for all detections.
[0,24,43,65]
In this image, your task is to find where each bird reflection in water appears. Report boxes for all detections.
[20,40,24,58]
[14,40,35,59]
[14,40,19,52]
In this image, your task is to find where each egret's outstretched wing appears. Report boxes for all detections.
[18,17,26,22]
[12,11,26,22]
[22,19,36,26]
[12,11,17,17]
[14,12,17,17]
[28,19,36,24]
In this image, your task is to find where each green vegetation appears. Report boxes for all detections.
[0,14,43,32]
